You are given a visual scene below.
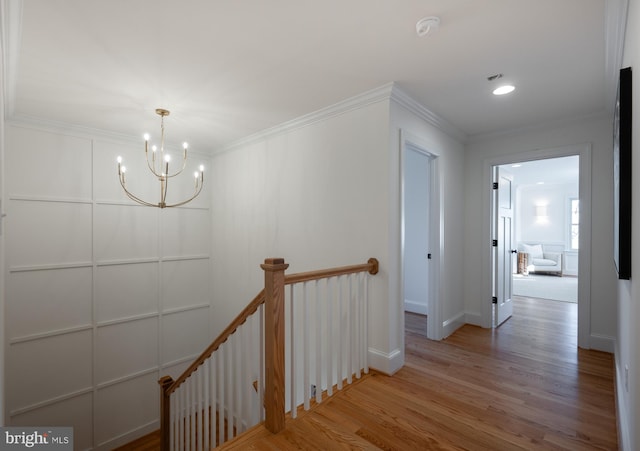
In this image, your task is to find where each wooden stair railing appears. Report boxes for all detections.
[158,257,379,451]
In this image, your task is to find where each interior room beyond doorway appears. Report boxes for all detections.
[499,156,579,306]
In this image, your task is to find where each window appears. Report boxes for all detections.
[570,198,579,249]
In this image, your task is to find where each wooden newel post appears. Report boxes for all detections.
[261,257,289,434]
[158,375,174,451]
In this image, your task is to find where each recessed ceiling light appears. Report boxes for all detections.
[511,164,522,168]
[493,85,515,96]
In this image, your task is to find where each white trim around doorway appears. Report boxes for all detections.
[481,143,592,349]
[400,130,442,342]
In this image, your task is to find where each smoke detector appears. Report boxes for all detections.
[416,16,440,37]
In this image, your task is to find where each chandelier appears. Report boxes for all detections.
[117,108,204,208]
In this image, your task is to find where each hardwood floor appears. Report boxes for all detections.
[113,431,161,451]
[121,296,618,450]
[404,311,427,337]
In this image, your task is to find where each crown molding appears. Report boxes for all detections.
[218,82,467,154]
[389,84,467,142]
[8,81,465,156]
[217,83,396,154]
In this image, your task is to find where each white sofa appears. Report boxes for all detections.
[519,243,563,276]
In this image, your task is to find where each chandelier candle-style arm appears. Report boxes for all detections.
[167,167,205,208]
[116,108,205,209]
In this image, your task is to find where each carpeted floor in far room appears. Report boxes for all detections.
[513,273,577,303]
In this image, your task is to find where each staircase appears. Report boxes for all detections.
[157,257,379,450]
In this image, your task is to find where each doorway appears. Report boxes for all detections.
[403,146,431,337]
[401,131,441,341]
[494,156,579,327]
[404,146,431,316]
[485,145,591,348]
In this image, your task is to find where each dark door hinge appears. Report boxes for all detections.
[492,239,498,247]
[492,296,498,304]
[493,182,499,189]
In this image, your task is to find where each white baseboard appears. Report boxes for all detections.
[464,312,483,327]
[368,347,403,375]
[589,333,615,353]
[442,312,465,338]
[404,299,428,315]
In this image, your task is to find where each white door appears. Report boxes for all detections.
[403,147,430,315]
[493,167,514,327]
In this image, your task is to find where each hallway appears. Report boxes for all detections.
[120,295,617,449]
[223,295,616,449]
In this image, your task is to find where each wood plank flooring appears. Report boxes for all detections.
[120,296,618,450]
[404,311,427,337]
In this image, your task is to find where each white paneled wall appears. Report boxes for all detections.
[5,123,211,449]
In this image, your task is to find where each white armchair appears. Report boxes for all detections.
[520,243,563,276]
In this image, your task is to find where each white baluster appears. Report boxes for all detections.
[326,277,333,397]
[236,323,246,435]
[289,284,297,418]
[355,273,362,379]
[178,385,184,451]
[315,280,322,403]
[337,275,343,390]
[190,373,196,450]
[258,304,265,422]
[185,382,190,451]
[242,315,258,429]
[202,366,206,449]
[210,355,217,448]
[193,372,198,451]
[234,330,240,435]
[203,359,210,450]
[347,274,353,385]
[218,344,225,445]
[360,273,363,374]
[303,282,310,410]
[196,369,202,451]
[227,339,234,441]
[364,272,369,374]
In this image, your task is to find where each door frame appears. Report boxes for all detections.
[481,144,592,348]
[400,130,442,340]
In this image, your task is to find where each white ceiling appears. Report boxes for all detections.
[2,0,626,153]
[500,156,580,187]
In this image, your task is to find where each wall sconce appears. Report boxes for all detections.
[535,205,548,217]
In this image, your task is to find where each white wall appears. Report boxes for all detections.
[464,115,617,346]
[210,92,393,371]
[516,182,578,245]
[618,0,640,448]
[3,122,212,449]
[209,85,466,376]
[389,93,466,339]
